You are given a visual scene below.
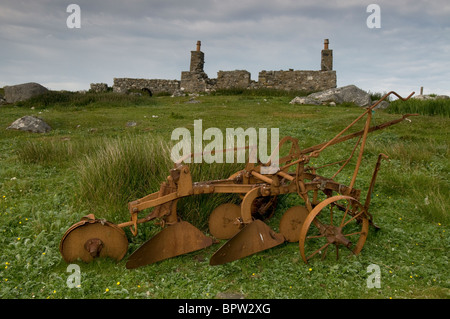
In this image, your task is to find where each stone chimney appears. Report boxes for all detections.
[321,39,333,71]
[190,40,205,72]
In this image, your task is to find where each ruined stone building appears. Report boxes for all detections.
[105,39,336,95]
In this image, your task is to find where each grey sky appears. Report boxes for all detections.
[1,0,449,96]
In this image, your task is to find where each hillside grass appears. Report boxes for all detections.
[0,91,448,300]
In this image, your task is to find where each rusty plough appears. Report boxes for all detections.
[60,91,416,268]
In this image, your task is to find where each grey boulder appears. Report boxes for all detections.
[7,115,52,133]
[306,85,372,107]
[4,82,49,103]
[289,96,321,105]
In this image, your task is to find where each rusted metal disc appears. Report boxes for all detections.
[279,205,309,242]
[59,217,128,263]
[208,203,242,239]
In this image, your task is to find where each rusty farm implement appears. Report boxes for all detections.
[60,91,416,268]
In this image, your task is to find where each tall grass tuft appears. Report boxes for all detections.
[76,136,244,229]
[17,138,95,165]
[14,91,156,108]
[387,98,450,117]
[412,186,449,224]
[76,136,172,222]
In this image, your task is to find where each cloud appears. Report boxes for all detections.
[0,0,449,95]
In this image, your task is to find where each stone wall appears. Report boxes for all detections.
[112,71,336,95]
[112,40,337,95]
[113,78,180,94]
[114,70,336,95]
[257,70,337,92]
[180,72,211,92]
[90,83,108,93]
[216,70,251,89]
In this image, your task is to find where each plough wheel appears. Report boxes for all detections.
[299,196,369,263]
[279,205,308,242]
[208,203,242,240]
[59,214,128,263]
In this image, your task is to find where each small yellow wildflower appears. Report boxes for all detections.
[105,288,109,292]
[309,268,312,271]
[116,281,120,285]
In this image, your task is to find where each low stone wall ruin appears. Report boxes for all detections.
[112,70,336,95]
[110,40,337,95]
[112,78,180,95]
[90,83,108,93]
[257,70,336,92]
[216,70,251,89]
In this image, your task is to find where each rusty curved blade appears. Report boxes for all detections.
[126,221,214,269]
[209,220,285,266]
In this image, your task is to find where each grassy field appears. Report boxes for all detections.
[0,91,448,300]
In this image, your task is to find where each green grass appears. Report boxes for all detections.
[0,91,448,299]
[387,97,450,117]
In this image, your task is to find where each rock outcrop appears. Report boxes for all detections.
[290,85,372,107]
[4,82,49,103]
[7,116,52,133]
